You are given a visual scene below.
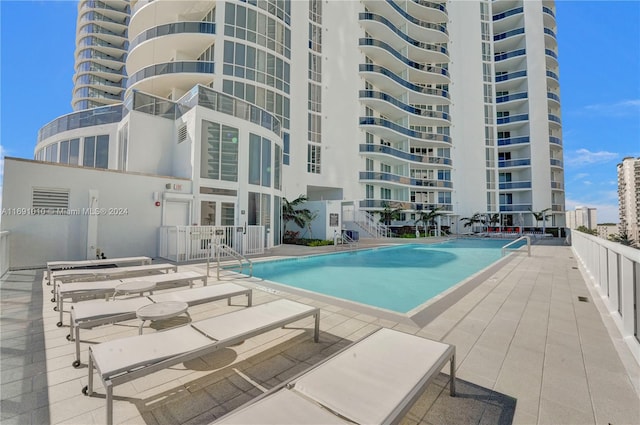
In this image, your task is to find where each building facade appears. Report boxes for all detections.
[617,157,640,245]
[2,0,565,265]
[566,206,597,231]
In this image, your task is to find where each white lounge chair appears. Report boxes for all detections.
[55,271,207,326]
[46,256,152,283]
[50,263,178,303]
[214,328,456,425]
[69,283,252,367]
[83,299,321,425]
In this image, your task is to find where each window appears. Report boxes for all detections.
[438,192,451,204]
[82,135,109,169]
[118,125,128,171]
[45,144,58,163]
[309,23,321,53]
[201,120,238,181]
[307,144,321,174]
[274,144,282,189]
[248,133,272,186]
[308,52,321,82]
[283,132,290,165]
[308,83,321,112]
[308,113,321,143]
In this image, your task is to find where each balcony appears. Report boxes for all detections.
[407,0,448,23]
[493,6,523,21]
[359,117,451,145]
[497,136,530,146]
[499,203,532,212]
[548,114,562,125]
[359,64,450,103]
[497,114,529,125]
[495,48,526,62]
[549,136,562,146]
[359,171,453,189]
[498,158,531,168]
[496,91,528,104]
[547,92,561,106]
[494,27,524,42]
[551,181,564,190]
[550,158,563,168]
[128,1,214,44]
[37,104,123,142]
[499,181,532,190]
[359,144,452,167]
[359,91,451,125]
[127,61,214,95]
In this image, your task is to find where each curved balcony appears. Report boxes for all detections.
[546,69,560,88]
[360,117,451,145]
[494,27,524,42]
[495,48,526,62]
[550,158,563,168]
[545,49,559,67]
[127,61,215,96]
[493,6,523,21]
[497,136,530,146]
[79,10,128,27]
[127,22,216,76]
[542,6,557,28]
[359,90,450,125]
[359,64,450,104]
[499,181,532,190]
[493,28,524,53]
[80,0,129,15]
[493,6,523,34]
[406,0,448,24]
[551,181,564,190]
[78,22,126,39]
[78,35,127,59]
[359,13,448,64]
[75,74,124,90]
[498,158,531,168]
[549,136,562,146]
[128,0,214,43]
[548,114,562,125]
[496,91,528,104]
[360,144,452,167]
[359,199,453,212]
[362,0,448,43]
[73,87,123,104]
[76,61,123,78]
[360,171,453,189]
[359,39,448,85]
[547,92,561,107]
[497,113,528,125]
[37,104,123,142]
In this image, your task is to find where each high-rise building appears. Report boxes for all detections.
[2,0,566,265]
[72,0,130,111]
[617,157,640,245]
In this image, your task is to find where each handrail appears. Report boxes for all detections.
[339,233,358,251]
[207,243,253,279]
[501,236,530,257]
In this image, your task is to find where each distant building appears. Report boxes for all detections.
[566,206,597,230]
[617,157,639,245]
[597,224,619,240]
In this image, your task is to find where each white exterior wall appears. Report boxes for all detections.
[304,200,342,241]
[448,1,488,218]
[124,111,177,176]
[1,158,192,268]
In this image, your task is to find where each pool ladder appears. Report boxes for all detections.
[207,243,253,279]
[337,232,359,251]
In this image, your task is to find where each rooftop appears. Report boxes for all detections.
[1,240,639,424]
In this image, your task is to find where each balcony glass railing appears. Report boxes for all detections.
[547,92,560,102]
[498,159,531,167]
[496,91,528,103]
[359,39,448,75]
[73,87,122,100]
[359,144,452,165]
[359,199,453,212]
[497,136,530,146]
[81,0,129,14]
[359,64,450,98]
[79,23,125,38]
[79,35,128,51]
[78,48,125,62]
[80,10,128,25]
[499,203,532,212]
[549,136,562,145]
[499,181,531,190]
[497,113,528,125]
[546,70,559,80]
[359,117,452,143]
[551,181,564,189]
[38,104,123,142]
[360,171,453,188]
[76,74,124,88]
[386,0,448,35]
[77,61,124,74]
[130,22,216,51]
[127,61,214,88]
[544,27,556,38]
[411,0,447,13]
[545,49,558,59]
[360,13,448,55]
[542,6,555,18]
[359,91,450,120]
[548,114,562,124]
[495,48,526,62]
[550,158,563,167]
[495,69,527,83]
[493,6,523,21]
[494,27,524,41]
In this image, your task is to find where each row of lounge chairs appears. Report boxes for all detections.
[50,256,456,425]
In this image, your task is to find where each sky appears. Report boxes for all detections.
[1,1,639,223]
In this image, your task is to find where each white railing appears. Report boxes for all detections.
[343,205,389,238]
[0,231,9,278]
[207,243,253,280]
[501,235,531,257]
[336,232,358,251]
[159,225,264,262]
[571,230,640,365]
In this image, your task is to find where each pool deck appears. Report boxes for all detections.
[1,238,639,424]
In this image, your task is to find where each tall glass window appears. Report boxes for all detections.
[248,133,272,187]
[83,137,95,167]
[201,120,238,181]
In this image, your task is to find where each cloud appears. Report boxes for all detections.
[583,99,640,116]
[565,148,618,167]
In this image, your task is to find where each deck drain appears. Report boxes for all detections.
[572,266,578,269]
[578,296,589,303]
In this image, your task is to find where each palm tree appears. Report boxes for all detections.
[460,213,485,233]
[282,195,315,238]
[488,213,500,227]
[415,207,444,236]
[529,208,551,228]
[378,202,403,226]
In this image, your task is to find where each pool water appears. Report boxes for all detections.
[245,238,525,313]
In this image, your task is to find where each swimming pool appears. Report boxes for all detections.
[245,238,525,314]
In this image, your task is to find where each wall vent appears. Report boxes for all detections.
[178,124,188,143]
[578,296,589,303]
[32,187,70,214]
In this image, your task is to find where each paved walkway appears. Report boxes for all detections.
[1,241,639,424]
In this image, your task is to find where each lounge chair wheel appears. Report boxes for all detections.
[53,306,58,312]
[82,385,88,395]
[72,360,81,368]
[66,334,71,341]
[46,282,51,286]
[51,298,56,303]
[56,321,63,327]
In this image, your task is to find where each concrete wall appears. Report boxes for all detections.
[1,158,191,268]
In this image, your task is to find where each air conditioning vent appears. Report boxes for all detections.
[32,187,70,214]
[178,124,188,143]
